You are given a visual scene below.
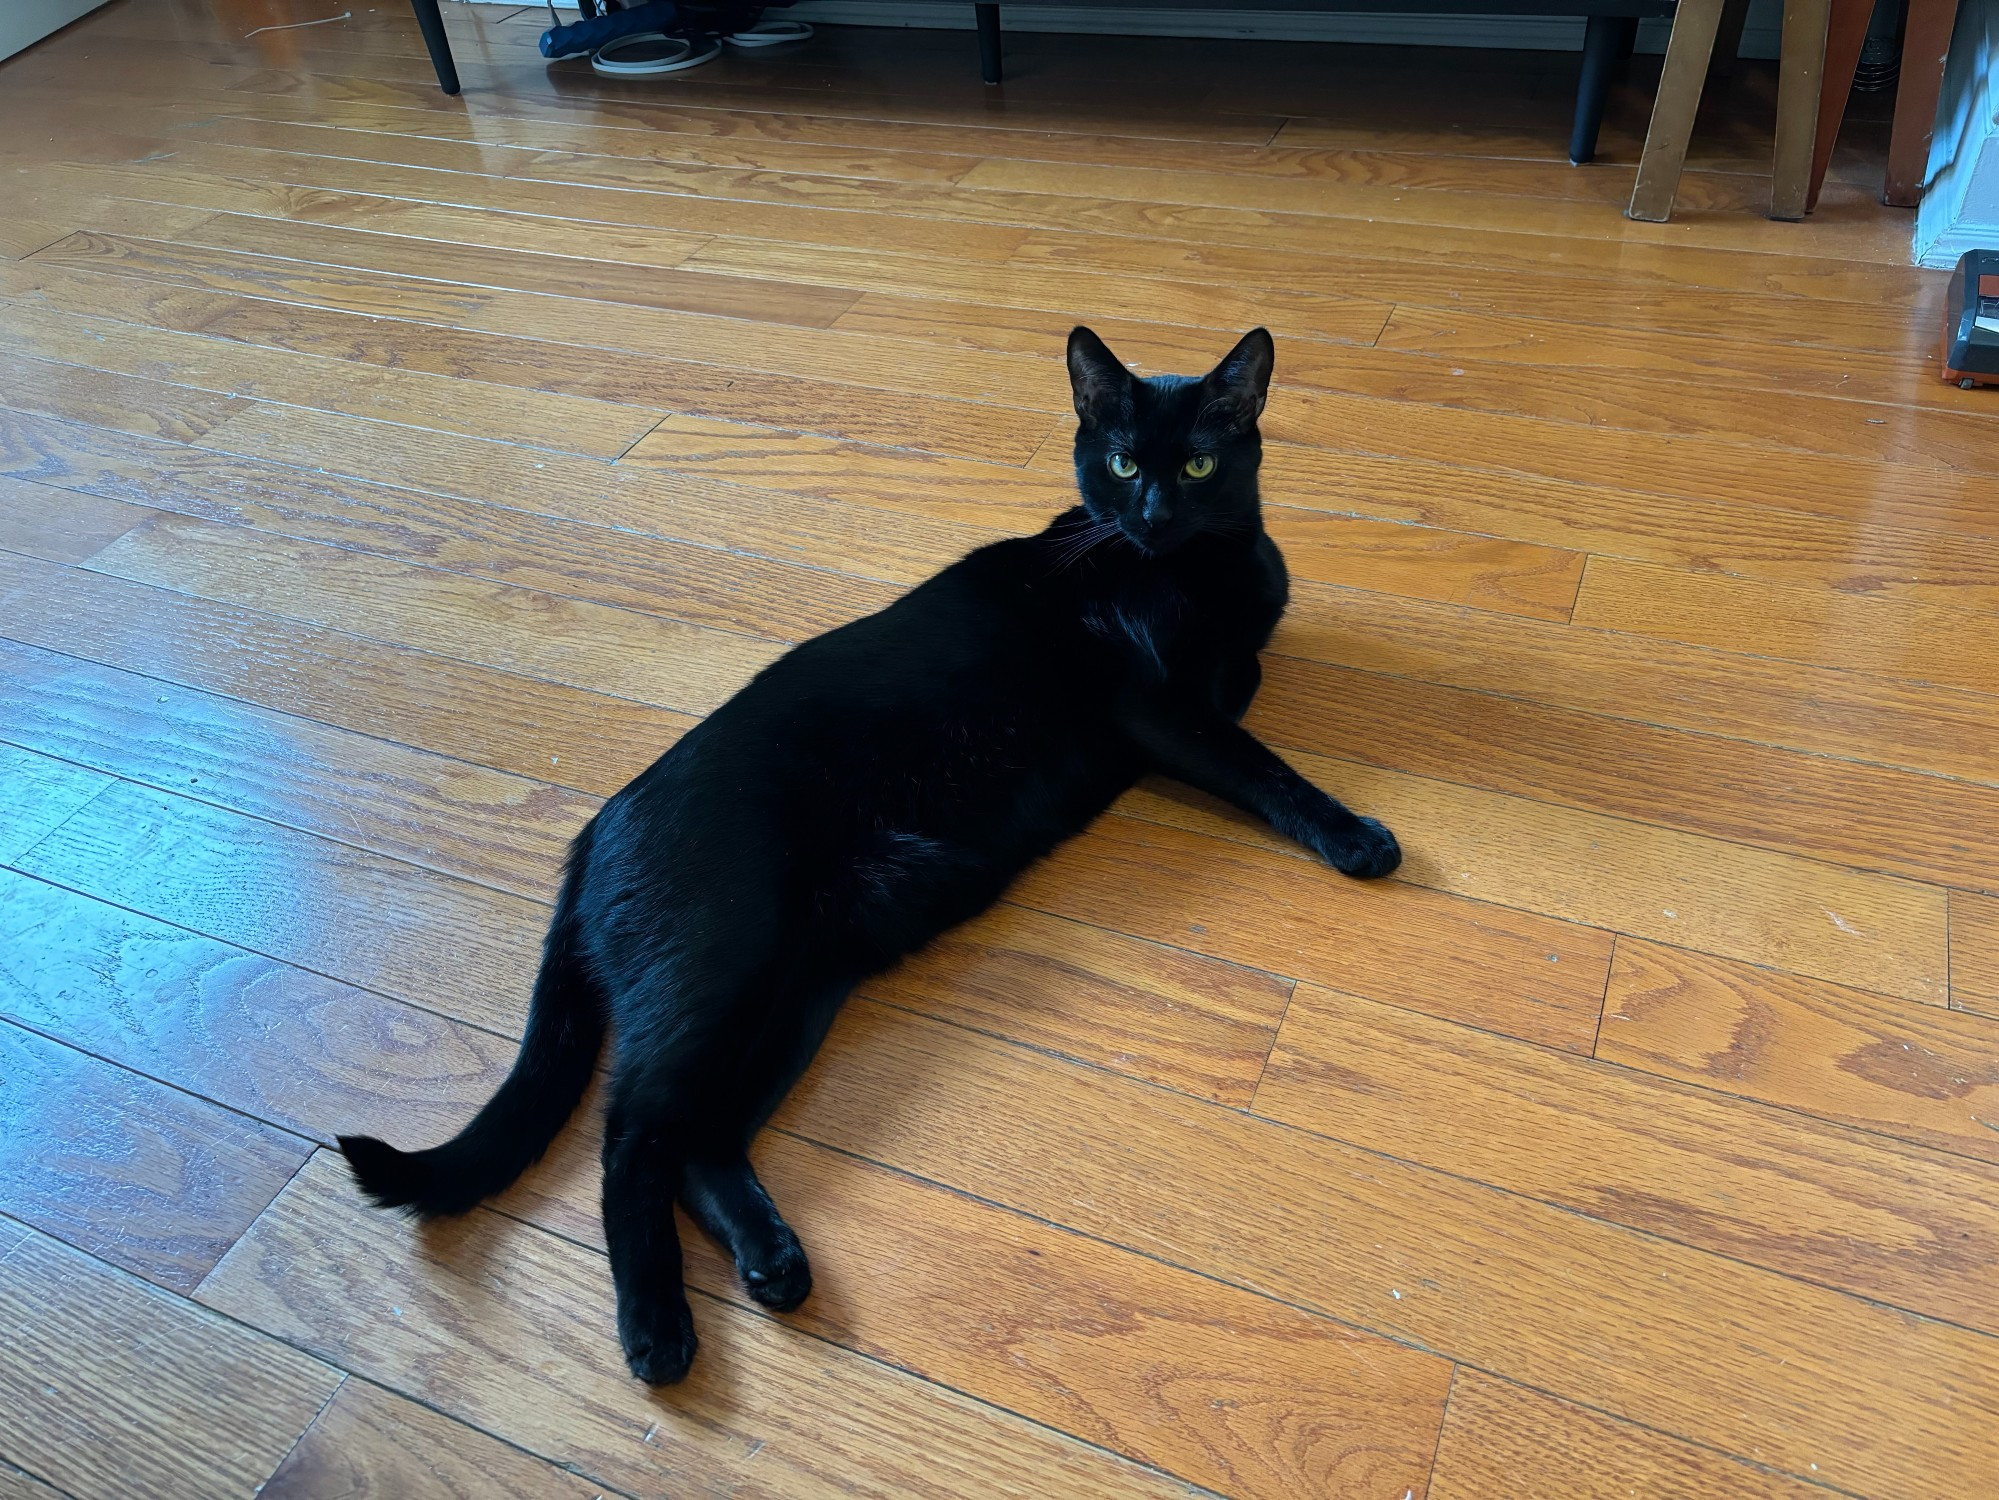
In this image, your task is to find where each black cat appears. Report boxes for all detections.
[340,326,1401,1384]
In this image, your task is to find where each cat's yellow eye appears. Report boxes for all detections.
[1107,452,1139,479]
[1182,454,1217,480]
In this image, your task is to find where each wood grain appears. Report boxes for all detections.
[0,742,110,863]
[0,637,595,900]
[15,779,546,1035]
[0,1019,306,1291]
[503,1126,1451,1500]
[260,1380,619,1500]
[862,902,1294,1106]
[1118,753,1944,1003]
[1950,892,1999,1017]
[1255,981,1999,1333]
[86,512,785,716]
[625,415,1591,621]
[200,1152,1215,1500]
[1427,1370,1823,1499]
[1015,810,1613,1054]
[784,1001,1999,1499]
[1574,555,1999,696]
[0,543,694,797]
[1249,652,1999,895]
[0,1219,338,1500]
[0,867,521,1149]
[1600,939,1999,1163]
[0,473,153,564]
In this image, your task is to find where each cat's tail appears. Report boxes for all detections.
[339,823,608,1219]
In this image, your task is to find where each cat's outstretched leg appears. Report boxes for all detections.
[1123,694,1401,878]
[682,1155,812,1311]
[601,1076,697,1385]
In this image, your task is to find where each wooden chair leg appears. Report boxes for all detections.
[1629,0,1727,221]
[1771,0,1833,219]
[1886,0,1964,206]
[1711,0,1753,75]
[409,0,460,96]
[1807,0,1873,211]
[976,3,1002,85]
[1570,15,1637,165]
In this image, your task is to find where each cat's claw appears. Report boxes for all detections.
[621,1301,700,1385]
[742,1240,813,1312]
[1326,816,1401,880]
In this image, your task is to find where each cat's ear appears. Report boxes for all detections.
[1200,327,1275,431]
[1067,326,1131,426]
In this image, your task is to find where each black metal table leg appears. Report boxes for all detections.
[411,0,462,96]
[1569,14,1635,163]
[976,3,1002,84]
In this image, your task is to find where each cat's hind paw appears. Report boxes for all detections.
[742,1237,813,1312]
[620,1298,699,1385]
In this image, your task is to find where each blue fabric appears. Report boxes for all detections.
[540,2,679,58]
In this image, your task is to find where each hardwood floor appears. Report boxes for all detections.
[0,2,1991,1495]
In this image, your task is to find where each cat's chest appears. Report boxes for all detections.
[1080,566,1271,682]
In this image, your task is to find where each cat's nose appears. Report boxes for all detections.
[1140,488,1173,527]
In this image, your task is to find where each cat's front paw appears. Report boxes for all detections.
[620,1295,699,1385]
[1323,816,1401,880]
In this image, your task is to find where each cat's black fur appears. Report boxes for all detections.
[339,327,1401,1384]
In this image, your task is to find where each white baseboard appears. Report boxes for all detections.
[466,0,1781,57]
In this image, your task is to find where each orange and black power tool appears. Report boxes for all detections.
[1943,249,1999,389]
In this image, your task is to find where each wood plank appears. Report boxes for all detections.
[260,1379,621,1500]
[199,1153,1217,1500]
[1599,939,1999,1164]
[1951,892,1999,1017]
[624,415,1591,622]
[1121,749,1943,1004]
[1427,1370,1823,1500]
[0,474,153,564]
[1249,653,1999,894]
[681,235,1395,348]
[85,511,785,716]
[502,1128,1452,1500]
[1014,812,1613,1055]
[1378,300,1967,413]
[1255,981,1999,1334]
[14,779,545,1036]
[1249,440,1999,614]
[0,638,594,901]
[865,903,1293,1107]
[0,1218,339,1500]
[0,245,1046,462]
[1574,555,1999,696]
[1002,222,1923,352]
[0,288,662,461]
[1257,386,1994,550]
[188,402,1000,593]
[0,866,522,1151]
[0,742,109,863]
[0,403,923,647]
[0,1019,306,1292]
[26,229,1065,425]
[0,727,1283,1104]
[783,1000,1999,1500]
[0,351,249,444]
[838,286,1967,472]
[148,209,869,331]
[0,543,694,798]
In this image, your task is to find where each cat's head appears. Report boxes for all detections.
[1066,325,1273,556]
